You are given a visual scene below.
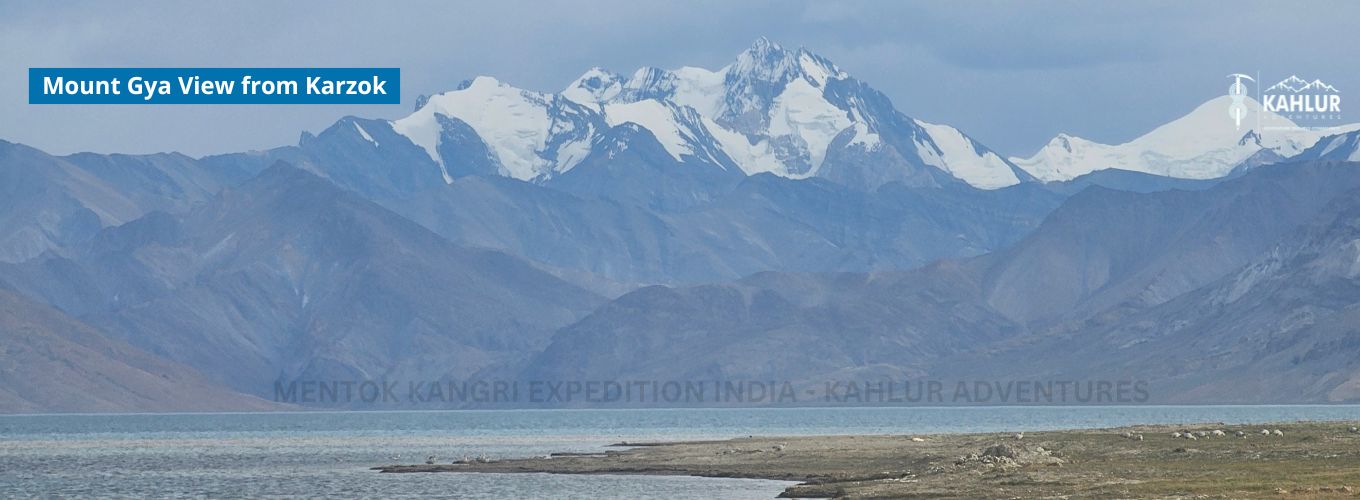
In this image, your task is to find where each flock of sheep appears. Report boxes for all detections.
[1171,428,1282,440]
[1112,425,1360,442]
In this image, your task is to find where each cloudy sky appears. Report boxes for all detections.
[3,0,1357,158]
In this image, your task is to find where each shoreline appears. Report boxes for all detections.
[375,420,1360,498]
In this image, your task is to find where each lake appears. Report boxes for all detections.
[3,405,1358,498]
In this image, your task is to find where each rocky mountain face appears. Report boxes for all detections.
[935,176,1360,403]
[978,161,1360,325]
[522,264,1020,386]
[524,161,1360,403]
[192,115,1063,286]
[0,140,241,264]
[0,286,279,413]
[1294,129,1360,162]
[387,170,1063,286]
[1,164,604,397]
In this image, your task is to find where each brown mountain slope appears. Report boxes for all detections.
[0,288,279,413]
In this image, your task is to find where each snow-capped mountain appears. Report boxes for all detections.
[391,76,604,183]
[1294,129,1360,162]
[1012,96,1360,182]
[388,38,1030,190]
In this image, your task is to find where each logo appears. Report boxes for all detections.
[1227,73,1255,130]
[1262,74,1341,120]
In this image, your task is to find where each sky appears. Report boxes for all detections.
[3,0,1358,158]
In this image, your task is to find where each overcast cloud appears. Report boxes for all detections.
[3,0,1357,157]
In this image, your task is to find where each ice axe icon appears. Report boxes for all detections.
[1227,73,1255,130]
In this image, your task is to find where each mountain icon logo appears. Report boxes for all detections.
[1265,75,1339,94]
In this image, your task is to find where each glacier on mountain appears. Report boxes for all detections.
[1012,96,1360,182]
[389,38,1026,190]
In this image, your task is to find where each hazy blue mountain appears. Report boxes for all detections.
[979,160,1360,325]
[0,163,604,397]
[522,263,1020,387]
[935,177,1360,403]
[0,286,280,413]
[0,140,234,264]
[522,161,1360,403]
[383,169,1064,286]
[1042,168,1222,195]
[189,95,1059,286]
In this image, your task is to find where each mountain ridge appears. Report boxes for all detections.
[1013,96,1360,181]
[390,38,1030,191]
[0,162,608,398]
[520,160,1360,404]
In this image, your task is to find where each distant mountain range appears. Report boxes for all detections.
[527,161,1360,403]
[3,39,1360,411]
[390,37,1033,192]
[1,162,605,396]
[1010,96,1360,182]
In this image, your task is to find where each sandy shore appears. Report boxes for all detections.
[374,421,1360,498]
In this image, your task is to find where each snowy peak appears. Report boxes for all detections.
[795,49,843,88]
[913,119,1024,190]
[392,76,602,182]
[601,99,737,171]
[1012,95,1360,182]
[1047,133,1092,154]
[718,39,849,129]
[561,67,624,106]
[724,38,844,89]
[1133,96,1289,156]
[621,67,683,103]
[729,37,801,88]
[386,38,1023,190]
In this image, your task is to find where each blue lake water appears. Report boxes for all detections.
[2,405,1358,498]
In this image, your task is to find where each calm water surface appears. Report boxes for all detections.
[2,405,1358,498]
